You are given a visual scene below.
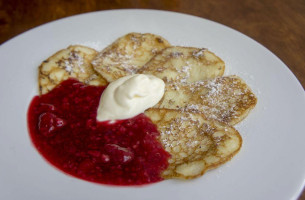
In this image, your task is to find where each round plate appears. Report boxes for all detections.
[0,9,305,200]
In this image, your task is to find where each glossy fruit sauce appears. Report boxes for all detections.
[27,79,170,185]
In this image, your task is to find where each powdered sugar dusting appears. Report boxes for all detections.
[69,51,85,73]
[176,63,191,84]
[192,48,206,58]
[56,50,85,73]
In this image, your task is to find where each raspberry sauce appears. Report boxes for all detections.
[27,79,170,185]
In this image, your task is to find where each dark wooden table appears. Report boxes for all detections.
[1,0,304,199]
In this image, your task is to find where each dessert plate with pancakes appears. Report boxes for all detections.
[1,9,305,200]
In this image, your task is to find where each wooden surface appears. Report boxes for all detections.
[0,0,304,199]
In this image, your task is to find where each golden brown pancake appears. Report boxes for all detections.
[145,109,242,179]
[155,75,257,125]
[38,45,108,95]
[138,46,225,83]
[91,32,171,82]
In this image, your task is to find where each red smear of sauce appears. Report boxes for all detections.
[27,79,170,186]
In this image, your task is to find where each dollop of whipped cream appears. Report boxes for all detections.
[97,74,165,122]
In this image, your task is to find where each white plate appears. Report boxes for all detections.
[0,9,305,200]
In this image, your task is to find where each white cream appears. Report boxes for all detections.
[97,74,165,122]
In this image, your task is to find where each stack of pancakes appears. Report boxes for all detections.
[38,32,257,179]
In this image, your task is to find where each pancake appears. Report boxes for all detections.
[91,32,171,82]
[154,75,257,125]
[38,45,108,95]
[145,108,242,179]
[138,46,225,84]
